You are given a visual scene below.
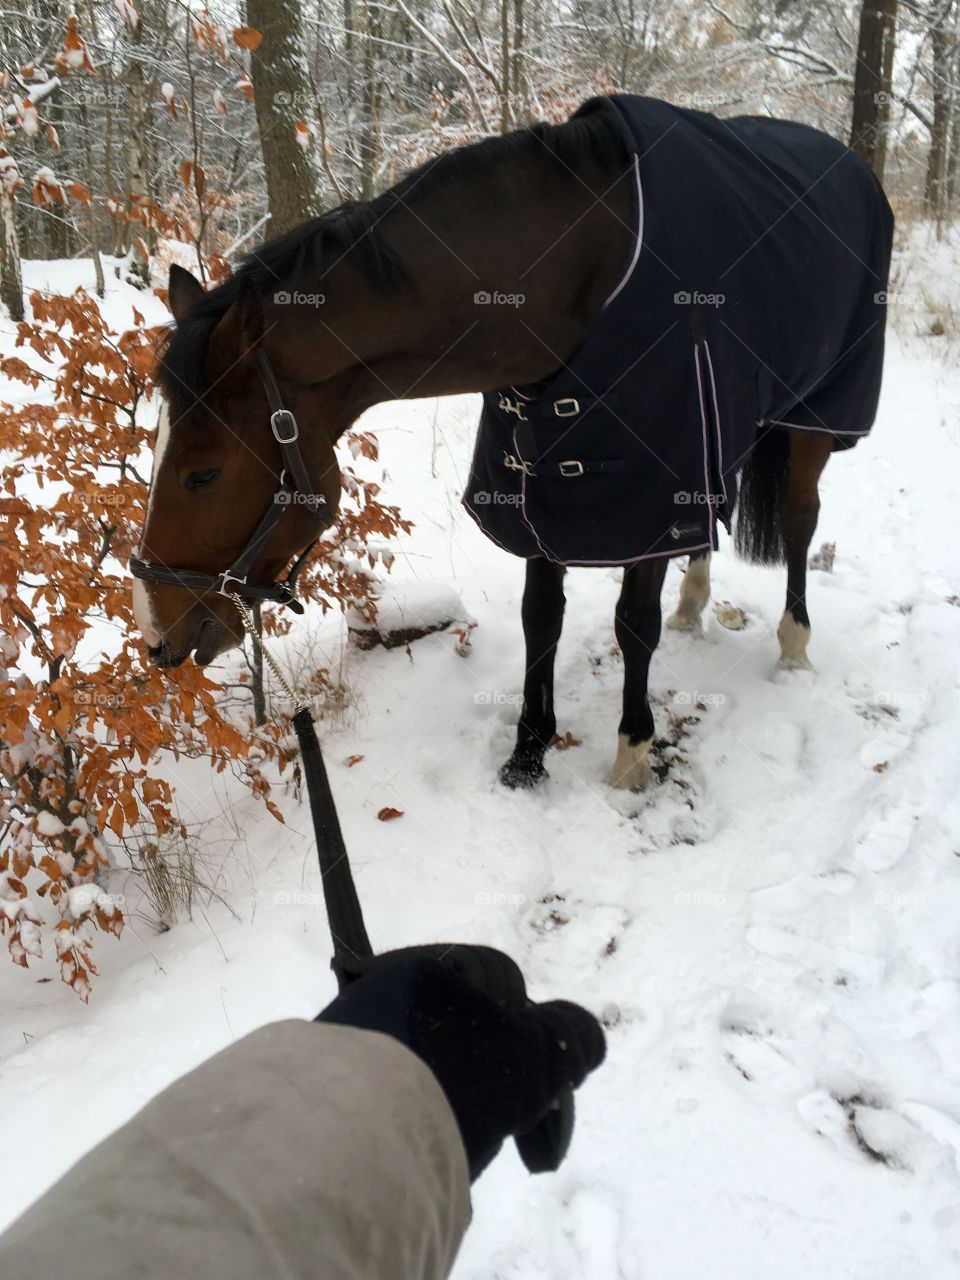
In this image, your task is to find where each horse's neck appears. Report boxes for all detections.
[271,128,635,430]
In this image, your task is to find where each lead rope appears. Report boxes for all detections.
[230,594,304,710]
[230,594,373,980]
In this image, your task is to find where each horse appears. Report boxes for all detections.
[131,93,894,791]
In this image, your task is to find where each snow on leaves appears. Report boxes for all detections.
[55,17,96,76]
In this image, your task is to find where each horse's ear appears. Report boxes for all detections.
[206,280,264,380]
[168,264,205,323]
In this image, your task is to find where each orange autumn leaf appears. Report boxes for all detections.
[67,180,91,208]
[233,26,263,50]
[108,803,125,838]
[377,806,404,822]
[345,754,365,767]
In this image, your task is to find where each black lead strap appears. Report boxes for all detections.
[291,700,576,1175]
[291,705,373,968]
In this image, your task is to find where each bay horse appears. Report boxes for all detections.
[132,94,893,791]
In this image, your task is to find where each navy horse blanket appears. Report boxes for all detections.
[464,93,894,566]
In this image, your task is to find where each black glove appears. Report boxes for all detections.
[316,955,605,1180]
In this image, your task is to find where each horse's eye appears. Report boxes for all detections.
[185,468,220,492]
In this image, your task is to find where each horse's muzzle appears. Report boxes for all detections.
[144,614,239,669]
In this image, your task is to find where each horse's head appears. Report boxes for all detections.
[132,265,342,668]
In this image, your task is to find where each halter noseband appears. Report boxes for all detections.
[129,350,334,615]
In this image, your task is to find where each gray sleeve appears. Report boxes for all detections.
[0,1019,471,1280]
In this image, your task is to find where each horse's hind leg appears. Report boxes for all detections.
[609,559,669,789]
[499,557,566,788]
[778,432,833,669]
[666,550,712,632]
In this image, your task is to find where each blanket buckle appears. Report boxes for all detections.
[558,460,584,477]
[554,398,580,417]
[498,393,529,422]
[503,453,535,476]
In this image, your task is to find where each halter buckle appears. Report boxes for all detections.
[217,570,248,596]
[271,409,299,444]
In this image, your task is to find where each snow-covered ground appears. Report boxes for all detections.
[2,236,960,1278]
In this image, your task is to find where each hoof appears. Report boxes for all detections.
[499,753,548,789]
[666,609,702,633]
[607,733,654,791]
[777,612,813,670]
[777,653,814,672]
[714,601,747,631]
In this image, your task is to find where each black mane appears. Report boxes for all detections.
[158,100,626,417]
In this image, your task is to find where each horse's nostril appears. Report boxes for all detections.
[147,641,170,665]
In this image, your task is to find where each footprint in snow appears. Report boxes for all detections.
[718,1000,813,1097]
[750,869,858,917]
[850,805,918,873]
[745,922,885,987]
[803,1093,955,1175]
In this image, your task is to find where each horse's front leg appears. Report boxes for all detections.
[609,559,669,789]
[499,557,566,789]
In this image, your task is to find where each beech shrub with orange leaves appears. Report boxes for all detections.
[0,285,409,998]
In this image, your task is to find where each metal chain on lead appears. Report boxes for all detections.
[230,593,307,713]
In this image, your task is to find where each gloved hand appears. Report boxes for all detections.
[316,955,605,1180]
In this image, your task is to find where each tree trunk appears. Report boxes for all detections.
[925,3,954,214]
[0,186,24,322]
[80,94,105,298]
[946,92,960,206]
[344,0,353,55]
[123,29,151,285]
[246,0,320,234]
[501,0,511,133]
[849,0,899,180]
[45,95,75,259]
[359,0,382,199]
[512,0,527,121]
[874,0,899,178]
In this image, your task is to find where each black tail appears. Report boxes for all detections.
[734,428,790,565]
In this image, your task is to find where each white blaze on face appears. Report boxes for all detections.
[131,403,171,647]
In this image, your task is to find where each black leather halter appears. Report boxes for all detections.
[129,350,334,615]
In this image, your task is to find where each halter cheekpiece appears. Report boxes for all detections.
[130,349,334,614]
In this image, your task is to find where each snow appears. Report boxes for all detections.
[33,811,64,837]
[2,239,960,1277]
[347,580,468,635]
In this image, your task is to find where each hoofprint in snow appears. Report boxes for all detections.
[2,243,960,1279]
